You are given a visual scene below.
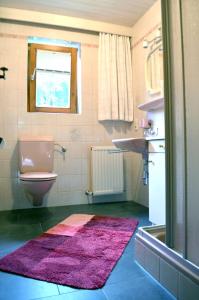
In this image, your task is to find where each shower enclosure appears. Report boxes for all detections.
[135,1,199,298]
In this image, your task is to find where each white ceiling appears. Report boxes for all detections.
[0,0,157,27]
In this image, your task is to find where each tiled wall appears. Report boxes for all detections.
[0,22,142,211]
[130,0,163,207]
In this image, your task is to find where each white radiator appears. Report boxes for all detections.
[89,146,124,196]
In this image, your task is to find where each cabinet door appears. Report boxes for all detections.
[149,152,165,225]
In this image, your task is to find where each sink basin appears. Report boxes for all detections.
[112,138,147,156]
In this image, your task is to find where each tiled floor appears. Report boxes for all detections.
[0,201,176,300]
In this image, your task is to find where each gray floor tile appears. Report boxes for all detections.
[17,210,54,225]
[32,290,107,300]
[0,223,42,236]
[64,290,108,300]
[0,271,59,300]
[0,234,29,257]
[103,273,176,300]
[0,211,18,225]
[106,255,146,285]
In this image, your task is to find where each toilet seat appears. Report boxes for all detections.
[19,172,57,182]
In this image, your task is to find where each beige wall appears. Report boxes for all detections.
[130,0,162,207]
[0,22,136,211]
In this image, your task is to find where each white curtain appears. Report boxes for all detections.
[98,32,133,122]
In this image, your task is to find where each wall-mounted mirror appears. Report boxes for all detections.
[144,28,163,96]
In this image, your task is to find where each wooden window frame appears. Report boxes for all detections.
[28,43,77,113]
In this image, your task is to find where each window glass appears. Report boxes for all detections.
[27,38,80,113]
[35,50,71,108]
[36,50,71,71]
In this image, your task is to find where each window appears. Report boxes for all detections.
[28,43,78,113]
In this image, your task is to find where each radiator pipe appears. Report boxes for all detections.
[85,190,93,196]
[85,190,93,204]
[54,143,67,153]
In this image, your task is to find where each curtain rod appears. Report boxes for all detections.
[100,31,132,38]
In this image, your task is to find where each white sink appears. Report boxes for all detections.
[112,137,147,156]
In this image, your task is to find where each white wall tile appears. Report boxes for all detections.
[66,143,84,159]
[0,160,18,178]
[0,22,136,211]
[57,175,70,192]
[17,124,33,137]
[59,191,87,206]
[81,158,88,175]
[4,124,18,141]
[18,111,32,126]
[0,141,17,160]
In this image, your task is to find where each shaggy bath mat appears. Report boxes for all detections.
[0,214,138,289]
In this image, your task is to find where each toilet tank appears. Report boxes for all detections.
[19,136,54,173]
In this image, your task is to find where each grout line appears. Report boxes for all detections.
[57,285,78,296]
[39,222,44,233]
[101,288,109,300]
[29,290,60,300]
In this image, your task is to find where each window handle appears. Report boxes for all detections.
[31,68,36,80]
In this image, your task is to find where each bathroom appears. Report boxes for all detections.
[0,0,164,211]
[0,0,199,299]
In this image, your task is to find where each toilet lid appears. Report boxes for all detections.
[19,172,57,181]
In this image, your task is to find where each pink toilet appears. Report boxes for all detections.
[18,136,57,206]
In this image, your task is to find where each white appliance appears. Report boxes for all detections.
[148,139,165,225]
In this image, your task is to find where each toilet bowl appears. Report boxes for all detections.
[18,136,57,206]
[19,172,57,206]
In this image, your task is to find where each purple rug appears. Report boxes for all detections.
[0,214,138,289]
